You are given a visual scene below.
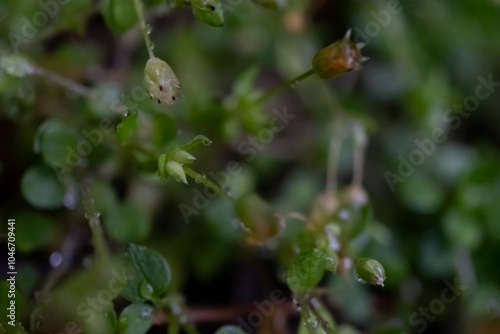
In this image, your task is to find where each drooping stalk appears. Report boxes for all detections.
[132,0,155,59]
[256,69,314,104]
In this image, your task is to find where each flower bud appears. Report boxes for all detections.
[312,29,369,79]
[169,148,196,164]
[342,184,368,208]
[191,0,224,27]
[354,258,386,287]
[144,57,181,105]
[165,160,188,185]
[308,191,339,231]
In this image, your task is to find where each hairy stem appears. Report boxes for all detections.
[132,0,155,59]
[256,69,314,104]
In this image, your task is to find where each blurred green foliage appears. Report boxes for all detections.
[1,0,500,333]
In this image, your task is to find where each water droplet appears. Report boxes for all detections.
[49,252,63,267]
[141,306,153,319]
[95,211,101,217]
[146,24,152,34]
[150,42,155,50]
[63,191,77,209]
[338,209,350,220]
[194,178,201,183]
[120,316,128,323]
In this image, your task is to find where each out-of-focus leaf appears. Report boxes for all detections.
[287,248,326,294]
[15,212,55,253]
[121,244,172,302]
[117,303,153,334]
[21,165,64,210]
[152,113,176,147]
[102,0,138,33]
[104,203,151,242]
[117,110,138,145]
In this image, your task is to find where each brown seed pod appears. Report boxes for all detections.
[312,29,369,79]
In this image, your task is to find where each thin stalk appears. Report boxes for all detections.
[34,67,96,99]
[256,69,314,104]
[132,0,155,59]
[351,123,367,187]
[82,183,109,263]
[183,167,232,200]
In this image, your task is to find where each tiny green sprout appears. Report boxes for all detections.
[312,29,369,79]
[355,258,386,287]
[144,57,181,105]
[169,148,196,164]
[166,160,188,185]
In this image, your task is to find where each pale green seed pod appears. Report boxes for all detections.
[144,57,181,105]
[169,148,197,164]
[166,160,188,185]
[355,258,386,287]
[312,29,369,79]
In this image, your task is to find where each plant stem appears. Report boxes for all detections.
[325,114,346,193]
[351,123,367,187]
[132,0,155,59]
[256,69,314,104]
[183,167,232,200]
[34,67,96,99]
[82,182,109,263]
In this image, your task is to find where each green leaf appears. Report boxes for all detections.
[117,110,138,145]
[58,0,94,33]
[21,164,64,209]
[287,248,327,294]
[191,0,224,27]
[215,325,246,334]
[39,122,79,167]
[104,203,152,242]
[102,0,139,33]
[0,322,29,334]
[0,55,35,77]
[442,209,482,249]
[122,244,172,301]
[233,66,259,97]
[117,303,153,334]
[92,180,119,217]
[152,113,176,147]
[14,212,55,253]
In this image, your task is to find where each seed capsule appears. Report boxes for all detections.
[312,29,369,79]
[355,258,386,287]
[144,57,181,105]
